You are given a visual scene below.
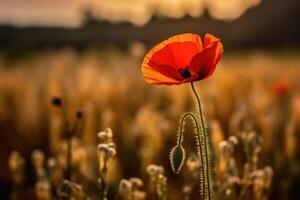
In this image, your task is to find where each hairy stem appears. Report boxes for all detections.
[191,81,214,200]
[178,112,205,199]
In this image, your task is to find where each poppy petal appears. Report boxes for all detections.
[204,34,223,65]
[188,43,219,80]
[151,33,202,69]
[142,33,202,84]
[142,63,183,85]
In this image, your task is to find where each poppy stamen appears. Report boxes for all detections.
[178,68,191,79]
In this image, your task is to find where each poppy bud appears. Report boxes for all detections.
[170,145,186,174]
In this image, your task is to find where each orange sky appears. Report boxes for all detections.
[0,0,262,27]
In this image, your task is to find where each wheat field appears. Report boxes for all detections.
[1,48,300,200]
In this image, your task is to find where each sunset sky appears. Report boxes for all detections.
[0,0,262,27]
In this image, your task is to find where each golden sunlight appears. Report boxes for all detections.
[0,0,263,27]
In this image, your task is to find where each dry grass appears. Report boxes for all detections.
[1,48,300,200]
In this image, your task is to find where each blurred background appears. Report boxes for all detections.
[0,0,300,199]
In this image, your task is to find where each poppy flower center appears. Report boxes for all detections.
[178,68,191,79]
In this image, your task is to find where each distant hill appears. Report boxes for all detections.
[0,0,299,52]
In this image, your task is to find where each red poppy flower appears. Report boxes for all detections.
[141,33,223,85]
[273,80,290,97]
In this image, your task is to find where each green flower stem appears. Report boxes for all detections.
[191,81,214,200]
[178,112,205,200]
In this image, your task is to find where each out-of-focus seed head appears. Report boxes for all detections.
[228,136,239,145]
[118,179,132,196]
[31,149,45,168]
[243,131,262,162]
[225,188,232,196]
[97,144,109,153]
[97,143,116,177]
[219,141,234,159]
[97,128,113,143]
[264,166,274,188]
[129,177,144,189]
[107,142,116,150]
[170,145,186,174]
[35,180,52,200]
[250,169,266,184]
[133,191,146,200]
[146,164,164,177]
[108,147,117,157]
[36,180,51,191]
[250,168,272,199]
[182,185,192,195]
[47,157,56,169]
[250,166,273,186]
[97,143,116,157]
[228,176,241,185]
[57,180,86,200]
[8,151,25,171]
[248,132,261,150]
[46,157,63,185]
[8,151,25,185]
[219,141,229,151]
